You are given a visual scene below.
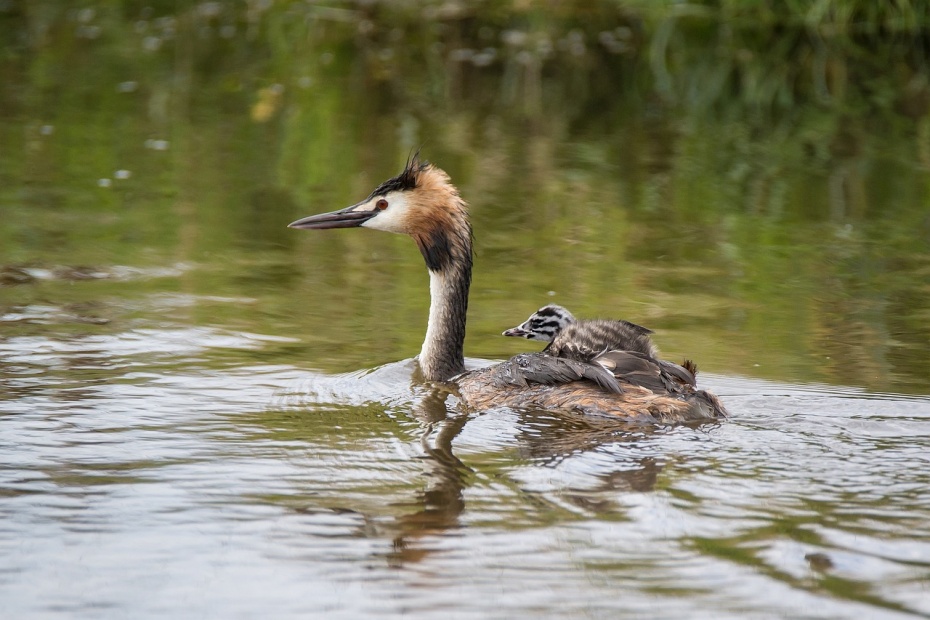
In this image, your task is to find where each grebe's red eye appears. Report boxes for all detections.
[376,199,388,211]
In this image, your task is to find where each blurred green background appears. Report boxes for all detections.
[1,0,928,392]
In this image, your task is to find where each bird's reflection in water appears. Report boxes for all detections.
[515,412,722,512]
[385,388,471,567]
[380,396,723,567]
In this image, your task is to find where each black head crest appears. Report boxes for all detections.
[367,150,430,199]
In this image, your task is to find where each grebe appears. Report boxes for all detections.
[289,155,726,422]
[502,303,700,389]
[503,304,659,359]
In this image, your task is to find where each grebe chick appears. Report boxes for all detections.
[503,304,659,360]
[288,155,726,423]
[504,304,699,389]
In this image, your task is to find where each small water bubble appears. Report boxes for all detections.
[117,81,138,93]
[378,48,394,62]
[297,76,313,89]
[547,291,556,297]
[39,125,54,135]
[114,170,131,180]
[77,8,95,23]
[320,52,334,66]
[98,178,112,188]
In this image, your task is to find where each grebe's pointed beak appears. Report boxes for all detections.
[288,203,378,230]
[502,326,529,338]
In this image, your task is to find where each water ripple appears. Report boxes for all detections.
[1,327,929,618]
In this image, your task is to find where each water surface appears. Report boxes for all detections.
[2,3,930,618]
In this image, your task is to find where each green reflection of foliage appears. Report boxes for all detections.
[1,1,928,392]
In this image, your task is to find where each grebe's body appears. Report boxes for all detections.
[289,156,726,423]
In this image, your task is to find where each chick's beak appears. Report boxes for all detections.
[288,203,377,230]
[502,327,529,338]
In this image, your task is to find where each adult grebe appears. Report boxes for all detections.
[289,155,726,422]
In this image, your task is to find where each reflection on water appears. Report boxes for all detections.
[3,2,930,618]
[3,317,929,618]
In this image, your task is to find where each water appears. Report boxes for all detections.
[3,332,929,618]
[2,3,930,618]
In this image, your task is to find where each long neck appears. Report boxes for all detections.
[416,228,472,382]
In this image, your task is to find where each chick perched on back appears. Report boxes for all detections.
[503,304,698,389]
[503,304,659,361]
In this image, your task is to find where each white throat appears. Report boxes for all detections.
[415,263,469,382]
[419,269,447,369]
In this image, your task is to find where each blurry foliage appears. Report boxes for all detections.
[0,0,928,392]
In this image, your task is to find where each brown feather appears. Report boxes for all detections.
[546,319,659,361]
[458,371,724,423]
